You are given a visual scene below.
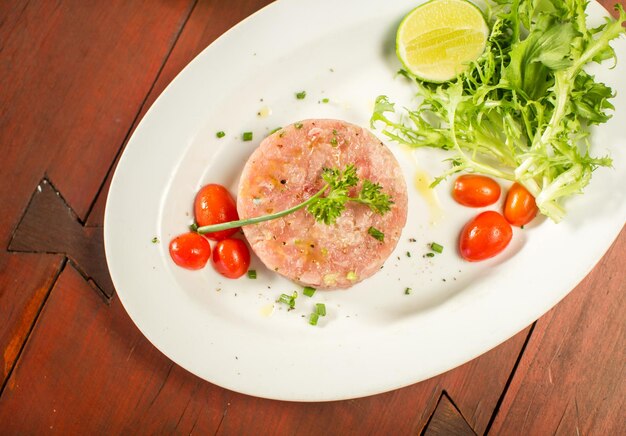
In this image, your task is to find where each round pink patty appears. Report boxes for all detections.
[237,119,408,288]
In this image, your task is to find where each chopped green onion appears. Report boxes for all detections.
[425,252,435,258]
[216,131,225,138]
[189,222,198,232]
[315,303,326,316]
[405,287,412,295]
[309,312,319,326]
[295,91,306,99]
[268,127,282,135]
[430,242,444,253]
[330,137,338,146]
[242,131,253,141]
[303,286,316,297]
[406,251,411,257]
[247,270,257,279]
[151,237,159,243]
[368,226,385,242]
[294,122,303,129]
[277,291,297,309]
[321,98,330,103]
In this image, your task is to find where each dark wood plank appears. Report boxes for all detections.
[0,0,197,400]
[424,393,476,436]
[0,266,228,433]
[0,0,196,238]
[489,226,625,435]
[9,180,114,298]
[0,253,64,387]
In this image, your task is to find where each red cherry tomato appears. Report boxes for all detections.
[194,184,240,240]
[504,182,538,227]
[212,238,250,279]
[169,232,211,270]
[452,174,501,207]
[459,211,512,262]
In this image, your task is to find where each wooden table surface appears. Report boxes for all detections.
[1,1,624,434]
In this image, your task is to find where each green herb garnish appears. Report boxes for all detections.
[294,122,303,129]
[367,226,385,242]
[405,287,412,295]
[216,131,225,138]
[268,127,282,136]
[431,242,444,254]
[321,98,330,103]
[295,90,307,99]
[309,312,319,325]
[151,237,159,243]
[303,286,316,297]
[371,1,626,223]
[277,291,298,310]
[314,303,326,316]
[247,270,257,279]
[196,164,393,234]
[242,131,253,141]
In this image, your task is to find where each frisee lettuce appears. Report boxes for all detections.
[371,0,625,222]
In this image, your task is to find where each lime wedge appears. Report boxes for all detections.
[396,0,489,82]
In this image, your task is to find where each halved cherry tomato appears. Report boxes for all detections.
[504,182,538,227]
[459,211,512,262]
[452,174,501,207]
[169,232,211,270]
[212,238,250,279]
[194,184,239,240]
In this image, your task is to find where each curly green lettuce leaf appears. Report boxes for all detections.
[371,0,625,222]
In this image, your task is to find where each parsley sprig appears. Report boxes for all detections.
[196,164,393,234]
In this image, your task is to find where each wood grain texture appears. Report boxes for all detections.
[9,180,114,298]
[0,274,529,434]
[424,393,476,436]
[0,265,228,434]
[0,253,64,388]
[0,0,197,409]
[489,226,626,435]
[86,0,278,227]
[0,0,196,241]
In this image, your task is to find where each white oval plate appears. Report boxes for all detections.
[104,0,626,401]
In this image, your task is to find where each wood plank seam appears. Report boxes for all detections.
[81,0,201,226]
[420,391,446,434]
[442,391,477,435]
[483,321,537,435]
[214,399,231,436]
[8,177,114,301]
[421,390,477,435]
[0,257,68,399]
